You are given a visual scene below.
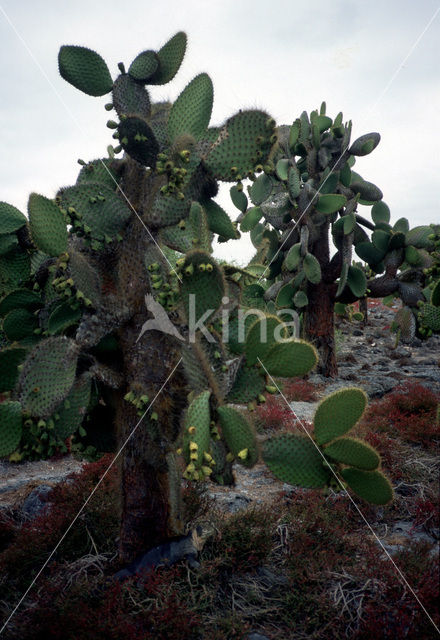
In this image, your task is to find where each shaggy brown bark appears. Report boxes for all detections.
[113,162,187,563]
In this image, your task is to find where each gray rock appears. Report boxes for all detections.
[245,633,271,640]
[21,485,53,519]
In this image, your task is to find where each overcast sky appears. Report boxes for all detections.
[1,0,439,265]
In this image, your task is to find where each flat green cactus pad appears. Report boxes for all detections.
[260,339,318,378]
[118,117,159,166]
[128,49,159,82]
[147,31,187,86]
[59,184,131,241]
[226,363,266,404]
[202,199,237,240]
[315,194,347,214]
[348,132,380,156]
[53,374,91,440]
[17,337,78,418]
[314,388,367,446]
[76,159,120,189]
[0,347,27,392]
[0,289,42,317]
[2,308,38,342]
[160,201,211,253]
[217,405,258,467]
[58,45,113,97]
[182,390,211,468]
[392,306,416,341]
[0,234,18,255]
[0,202,27,234]
[68,249,102,302]
[180,250,225,325]
[112,75,151,120]
[168,73,213,143]
[341,468,393,505]
[204,110,275,181]
[47,303,82,335]
[245,314,287,366]
[0,401,22,458]
[419,303,440,331]
[0,248,31,298]
[323,436,380,470]
[263,433,330,488]
[249,173,273,206]
[347,266,367,297]
[28,193,68,257]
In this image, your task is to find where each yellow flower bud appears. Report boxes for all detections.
[237,448,248,460]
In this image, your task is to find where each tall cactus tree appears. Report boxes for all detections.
[0,34,393,564]
[235,106,439,376]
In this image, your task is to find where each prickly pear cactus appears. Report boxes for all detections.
[0,34,394,561]
[230,104,439,374]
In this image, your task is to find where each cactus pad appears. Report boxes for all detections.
[0,202,27,234]
[202,198,237,240]
[0,289,42,317]
[128,49,159,82]
[168,73,213,143]
[348,132,380,156]
[217,405,258,467]
[0,401,22,458]
[180,250,225,324]
[323,436,380,470]
[313,388,367,446]
[245,314,287,366]
[17,337,78,418]
[53,373,91,440]
[263,433,330,488]
[0,346,27,391]
[204,110,275,181]
[260,339,318,377]
[182,390,211,468]
[340,468,393,505]
[2,308,39,342]
[28,194,68,257]
[118,116,159,166]
[392,306,416,342]
[0,248,31,297]
[58,45,113,96]
[59,184,131,241]
[315,194,346,214]
[76,159,119,189]
[147,31,187,86]
[112,75,151,119]
[226,363,266,404]
[47,303,82,335]
[419,303,440,331]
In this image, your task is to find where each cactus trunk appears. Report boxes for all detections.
[304,279,338,377]
[304,223,338,377]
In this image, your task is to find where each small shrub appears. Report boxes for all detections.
[255,396,294,431]
[282,377,319,402]
[360,381,439,449]
[204,507,276,572]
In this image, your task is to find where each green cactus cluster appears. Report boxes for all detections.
[0,32,397,547]
[263,388,393,505]
[229,103,439,371]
